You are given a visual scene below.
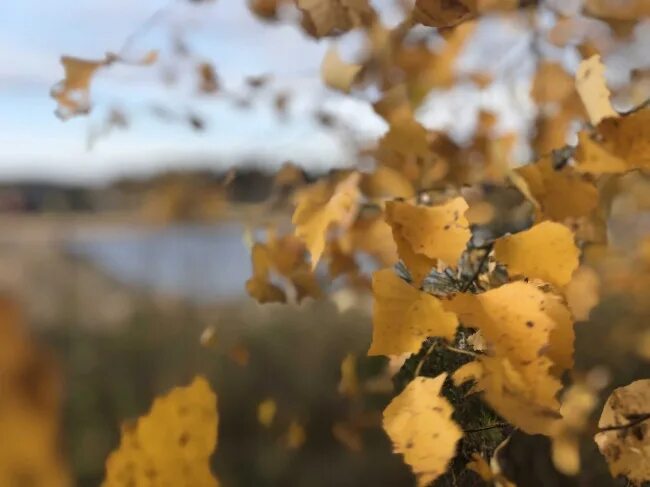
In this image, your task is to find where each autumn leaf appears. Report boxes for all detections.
[454,355,562,435]
[494,221,580,288]
[369,269,459,355]
[445,282,567,366]
[103,376,219,487]
[296,0,374,37]
[584,0,650,20]
[575,107,650,174]
[293,172,361,269]
[516,156,598,220]
[257,398,277,428]
[413,0,476,28]
[575,55,619,126]
[383,374,462,486]
[246,243,287,304]
[51,51,157,119]
[564,265,600,321]
[0,298,70,487]
[595,379,650,486]
[321,46,362,93]
[338,353,359,397]
[385,197,471,270]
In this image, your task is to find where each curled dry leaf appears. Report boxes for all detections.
[293,172,361,269]
[321,46,362,93]
[383,374,463,486]
[369,269,458,356]
[595,379,650,486]
[494,221,580,288]
[103,376,219,487]
[575,54,619,126]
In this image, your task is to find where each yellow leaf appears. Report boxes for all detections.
[51,51,157,119]
[455,356,562,435]
[494,221,580,287]
[321,46,361,93]
[245,244,287,304]
[0,298,70,487]
[338,353,359,397]
[103,376,219,487]
[574,130,628,175]
[293,172,361,269]
[595,379,650,486]
[563,265,600,321]
[516,157,598,220]
[550,383,598,475]
[383,374,462,486]
[385,197,471,270]
[361,166,415,200]
[575,55,619,126]
[446,282,563,366]
[257,399,277,428]
[369,269,459,355]
[285,420,306,450]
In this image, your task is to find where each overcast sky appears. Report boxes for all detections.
[0,1,646,183]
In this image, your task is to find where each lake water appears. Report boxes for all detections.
[67,223,252,301]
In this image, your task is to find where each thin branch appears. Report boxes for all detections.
[460,244,493,292]
[413,340,437,378]
[597,413,650,433]
[445,345,479,358]
[464,422,509,434]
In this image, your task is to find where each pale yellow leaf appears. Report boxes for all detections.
[494,221,580,288]
[383,374,462,486]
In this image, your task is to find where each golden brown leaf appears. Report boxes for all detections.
[494,221,580,288]
[369,269,459,355]
[321,46,362,93]
[293,172,361,269]
[413,0,476,28]
[516,156,598,220]
[383,374,463,486]
[103,376,218,487]
[297,0,374,37]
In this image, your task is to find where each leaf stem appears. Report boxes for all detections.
[597,412,650,433]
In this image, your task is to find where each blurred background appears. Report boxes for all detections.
[0,0,649,486]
